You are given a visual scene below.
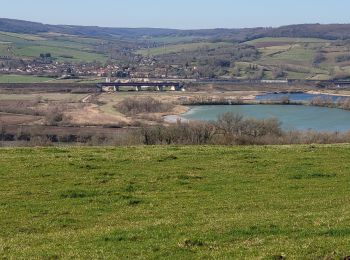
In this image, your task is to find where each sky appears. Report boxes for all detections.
[1,0,350,29]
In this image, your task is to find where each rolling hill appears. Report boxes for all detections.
[1,18,350,41]
[1,18,350,80]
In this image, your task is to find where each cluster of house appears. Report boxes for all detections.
[0,51,199,81]
[0,60,121,77]
[128,56,193,79]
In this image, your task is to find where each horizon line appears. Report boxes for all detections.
[1,17,350,31]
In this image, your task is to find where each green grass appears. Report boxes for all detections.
[259,45,316,65]
[0,31,47,41]
[37,39,92,51]
[135,37,339,79]
[136,42,233,56]
[0,32,33,45]
[146,35,202,44]
[0,43,10,56]
[0,75,53,83]
[13,45,108,63]
[1,145,350,259]
[254,42,333,79]
[245,37,330,44]
[0,93,86,102]
[0,31,109,63]
[39,33,103,43]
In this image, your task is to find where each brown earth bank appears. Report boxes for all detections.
[307,90,350,96]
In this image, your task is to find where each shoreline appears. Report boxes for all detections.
[163,92,260,123]
[306,90,350,97]
[163,91,350,123]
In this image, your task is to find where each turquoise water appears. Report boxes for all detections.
[256,92,348,102]
[181,105,350,132]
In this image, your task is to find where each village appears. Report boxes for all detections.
[0,51,197,81]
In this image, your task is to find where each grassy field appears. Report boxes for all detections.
[245,38,339,80]
[136,42,233,56]
[0,31,47,41]
[0,43,11,56]
[1,29,350,79]
[245,37,331,44]
[0,75,53,83]
[261,45,316,64]
[1,145,350,259]
[14,45,108,63]
[146,35,201,44]
[0,31,109,63]
[135,36,344,80]
[0,75,104,84]
[0,93,86,102]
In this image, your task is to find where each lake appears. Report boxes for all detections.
[180,105,350,132]
[256,92,348,102]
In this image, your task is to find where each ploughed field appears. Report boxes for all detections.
[1,145,350,258]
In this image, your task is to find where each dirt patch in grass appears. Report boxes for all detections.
[0,112,41,125]
[67,104,131,126]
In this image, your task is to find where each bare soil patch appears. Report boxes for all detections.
[0,113,41,125]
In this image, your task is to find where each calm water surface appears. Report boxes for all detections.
[182,105,350,132]
[256,92,348,102]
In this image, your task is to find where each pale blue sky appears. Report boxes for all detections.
[1,0,350,29]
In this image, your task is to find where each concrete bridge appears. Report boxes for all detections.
[97,82,183,92]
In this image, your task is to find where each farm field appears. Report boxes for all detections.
[0,75,53,83]
[1,145,350,258]
[136,41,233,56]
[243,37,350,80]
[135,36,350,80]
[0,75,105,84]
[147,35,202,44]
[0,31,109,63]
[0,93,87,101]
[14,45,108,63]
[245,37,331,45]
[1,27,350,80]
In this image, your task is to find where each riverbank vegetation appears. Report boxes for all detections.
[114,97,174,116]
[180,94,350,111]
[141,113,350,145]
[3,112,350,146]
[310,96,350,110]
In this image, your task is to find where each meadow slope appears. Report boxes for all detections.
[1,145,350,259]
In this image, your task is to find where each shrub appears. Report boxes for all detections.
[309,96,334,107]
[337,98,350,110]
[215,112,282,144]
[45,107,71,126]
[115,97,174,115]
[309,96,350,110]
[141,112,282,145]
[336,55,350,63]
[141,121,216,145]
[313,52,326,65]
